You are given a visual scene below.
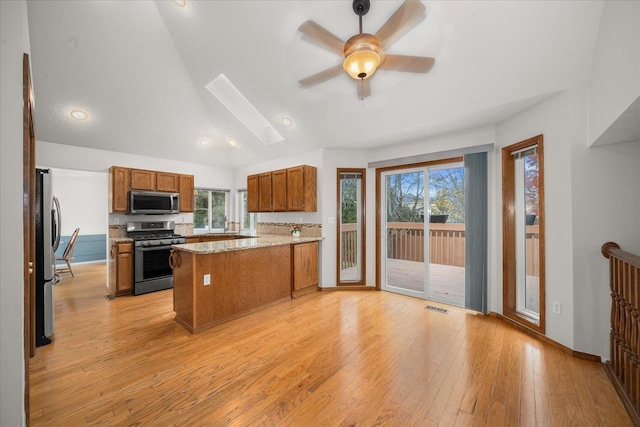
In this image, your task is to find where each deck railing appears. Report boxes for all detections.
[340,222,539,271]
[602,242,640,424]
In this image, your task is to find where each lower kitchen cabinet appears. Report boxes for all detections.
[292,241,319,297]
[108,241,133,297]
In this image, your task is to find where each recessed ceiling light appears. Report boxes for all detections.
[199,138,211,146]
[227,138,238,147]
[281,117,293,127]
[70,109,88,120]
[174,0,186,7]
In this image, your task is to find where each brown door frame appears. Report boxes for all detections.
[375,157,462,290]
[23,52,36,424]
[501,134,546,334]
[336,168,366,286]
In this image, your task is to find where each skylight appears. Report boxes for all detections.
[205,74,284,145]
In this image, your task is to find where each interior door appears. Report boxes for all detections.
[381,167,427,299]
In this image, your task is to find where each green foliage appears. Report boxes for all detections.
[340,178,359,224]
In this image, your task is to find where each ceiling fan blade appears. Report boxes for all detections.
[375,0,426,51]
[357,78,371,100]
[298,20,345,55]
[380,55,435,73]
[298,65,344,87]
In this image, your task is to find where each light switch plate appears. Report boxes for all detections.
[204,274,211,286]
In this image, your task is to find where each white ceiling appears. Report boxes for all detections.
[26,0,605,169]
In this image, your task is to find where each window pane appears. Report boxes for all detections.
[340,173,362,282]
[211,191,226,229]
[194,190,209,230]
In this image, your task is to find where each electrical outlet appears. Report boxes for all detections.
[204,274,211,286]
[328,217,335,224]
[553,301,562,315]
[113,217,119,225]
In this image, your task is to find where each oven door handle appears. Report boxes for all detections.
[136,245,173,252]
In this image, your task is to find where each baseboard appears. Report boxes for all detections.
[320,285,377,291]
[490,312,601,362]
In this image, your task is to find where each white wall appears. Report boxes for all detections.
[496,91,576,350]
[0,0,29,424]
[320,149,373,288]
[588,1,640,146]
[570,85,640,357]
[50,168,108,236]
[37,140,235,226]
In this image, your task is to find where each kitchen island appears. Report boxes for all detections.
[170,235,321,333]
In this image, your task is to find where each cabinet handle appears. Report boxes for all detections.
[110,245,116,259]
[169,251,181,269]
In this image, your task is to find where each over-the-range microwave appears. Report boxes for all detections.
[129,191,180,215]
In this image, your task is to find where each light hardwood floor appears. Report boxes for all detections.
[30,263,630,426]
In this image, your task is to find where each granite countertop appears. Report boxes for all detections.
[109,237,133,243]
[171,234,322,254]
[181,231,256,238]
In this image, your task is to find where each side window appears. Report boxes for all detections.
[502,135,545,333]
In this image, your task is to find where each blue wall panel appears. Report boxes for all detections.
[55,233,106,264]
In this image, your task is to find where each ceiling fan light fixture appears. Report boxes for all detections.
[343,50,380,80]
[343,33,380,80]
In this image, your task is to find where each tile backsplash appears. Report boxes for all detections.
[257,222,322,237]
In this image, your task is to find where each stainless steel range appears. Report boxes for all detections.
[126,221,186,295]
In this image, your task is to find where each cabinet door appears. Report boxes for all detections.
[109,167,130,213]
[272,169,287,212]
[247,174,259,212]
[258,172,272,212]
[130,169,156,190]
[293,242,319,291]
[156,172,179,192]
[179,174,194,212]
[287,165,317,212]
[116,242,133,294]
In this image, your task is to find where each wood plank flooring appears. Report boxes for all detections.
[30,263,630,426]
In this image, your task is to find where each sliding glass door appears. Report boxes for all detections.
[380,162,465,306]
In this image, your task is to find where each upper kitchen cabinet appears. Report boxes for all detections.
[156,172,180,193]
[258,172,273,212]
[246,165,317,212]
[109,166,130,213]
[287,165,317,212]
[178,174,194,212]
[272,169,287,212]
[247,174,259,212]
[130,169,156,191]
[109,166,194,213]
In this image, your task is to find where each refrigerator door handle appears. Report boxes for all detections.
[52,196,62,251]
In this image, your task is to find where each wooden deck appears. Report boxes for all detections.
[383,258,540,311]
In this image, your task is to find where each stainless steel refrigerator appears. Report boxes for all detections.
[35,168,61,346]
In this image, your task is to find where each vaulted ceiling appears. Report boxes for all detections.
[26,0,604,169]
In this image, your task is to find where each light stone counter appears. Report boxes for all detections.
[171,234,322,254]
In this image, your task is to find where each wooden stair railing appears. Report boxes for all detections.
[602,242,640,425]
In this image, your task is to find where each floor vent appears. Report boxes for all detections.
[425,305,448,314]
[104,294,114,301]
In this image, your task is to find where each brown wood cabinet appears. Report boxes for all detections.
[287,165,317,212]
[109,166,194,213]
[108,241,133,297]
[292,241,319,296]
[109,166,130,213]
[130,169,156,191]
[178,174,194,212]
[247,174,259,212]
[272,169,287,211]
[258,172,272,212]
[156,172,179,192]
[246,165,317,213]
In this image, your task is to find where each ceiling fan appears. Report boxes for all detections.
[297,0,435,99]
